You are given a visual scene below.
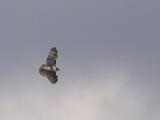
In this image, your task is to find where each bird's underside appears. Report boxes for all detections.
[39,47,59,84]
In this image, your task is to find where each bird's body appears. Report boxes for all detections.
[39,47,59,84]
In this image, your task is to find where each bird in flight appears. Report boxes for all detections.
[39,47,59,84]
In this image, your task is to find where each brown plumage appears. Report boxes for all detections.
[39,47,59,84]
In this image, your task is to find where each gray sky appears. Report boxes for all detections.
[0,0,160,120]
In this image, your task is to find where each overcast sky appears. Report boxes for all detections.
[0,0,160,120]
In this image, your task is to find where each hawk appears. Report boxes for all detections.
[39,47,59,84]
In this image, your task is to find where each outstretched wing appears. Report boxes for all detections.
[47,70,58,84]
[46,47,58,67]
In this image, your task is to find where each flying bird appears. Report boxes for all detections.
[39,47,59,84]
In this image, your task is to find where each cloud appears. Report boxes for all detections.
[1,63,159,120]
[0,69,136,120]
